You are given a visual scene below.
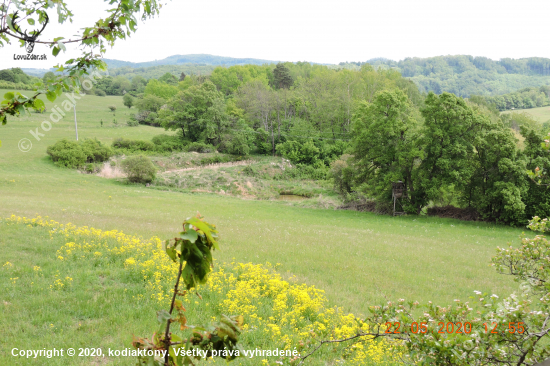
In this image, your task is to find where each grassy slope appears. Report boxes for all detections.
[502,105,550,123]
[0,89,524,317]
[0,223,159,366]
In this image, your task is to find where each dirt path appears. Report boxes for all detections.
[160,160,253,175]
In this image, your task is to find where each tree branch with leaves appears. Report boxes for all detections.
[0,0,166,132]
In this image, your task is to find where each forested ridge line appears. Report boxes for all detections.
[18,54,550,98]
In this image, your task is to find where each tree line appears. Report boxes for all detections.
[131,62,423,160]
[0,67,42,91]
[340,56,550,97]
[470,86,550,111]
[332,89,550,225]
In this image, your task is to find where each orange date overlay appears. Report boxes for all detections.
[384,321,526,334]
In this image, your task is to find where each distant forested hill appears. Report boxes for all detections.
[341,56,550,97]
[107,64,218,79]
[102,54,282,68]
[21,54,550,97]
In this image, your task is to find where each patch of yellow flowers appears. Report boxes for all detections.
[3,215,399,365]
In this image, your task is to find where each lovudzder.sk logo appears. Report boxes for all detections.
[11,11,48,61]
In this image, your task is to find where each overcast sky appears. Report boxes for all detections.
[3,0,550,69]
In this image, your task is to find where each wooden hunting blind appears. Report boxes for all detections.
[392,181,405,216]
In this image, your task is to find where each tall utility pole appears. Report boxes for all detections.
[74,104,78,141]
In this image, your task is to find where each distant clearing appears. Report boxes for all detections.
[501,105,550,122]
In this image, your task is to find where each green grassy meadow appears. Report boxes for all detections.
[0,89,530,364]
[502,105,550,122]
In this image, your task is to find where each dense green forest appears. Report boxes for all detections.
[17,54,550,99]
[470,86,550,111]
[103,55,550,98]
[340,56,550,97]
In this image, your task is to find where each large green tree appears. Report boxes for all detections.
[351,89,422,211]
[160,80,228,143]
[522,127,550,219]
[417,92,489,208]
[210,65,271,96]
[463,113,527,223]
[144,79,179,100]
[272,63,293,89]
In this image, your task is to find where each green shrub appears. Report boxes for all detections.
[135,94,165,113]
[199,155,246,165]
[151,134,184,152]
[95,89,106,97]
[47,139,87,168]
[329,155,355,196]
[132,111,160,126]
[254,128,274,155]
[108,105,117,112]
[276,163,328,181]
[227,134,250,156]
[112,138,155,152]
[47,138,112,168]
[276,140,320,165]
[123,94,134,108]
[186,142,215,153]
[242,165,258,177]
[121,155,156,183]
[126,120,139,127]
[80,139,113,163]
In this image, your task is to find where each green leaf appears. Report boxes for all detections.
[186,218,218,250]
[181,264,196,290]
[7,15,16,32]
[166,246,177,262]
[180,229,198,243]
[4,92,14,100]
[46,91,56,103]
[52,47,60,57]
[27,18,35,25]
[33,99,45,111]
[57,41,66,52]
[171,334,183,343]
[169,346,182,366]
[156,310,171,324]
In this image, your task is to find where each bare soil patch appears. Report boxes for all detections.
[97,162,126,179]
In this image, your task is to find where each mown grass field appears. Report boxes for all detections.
[502,105,550,122]
[0,88,529,364]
